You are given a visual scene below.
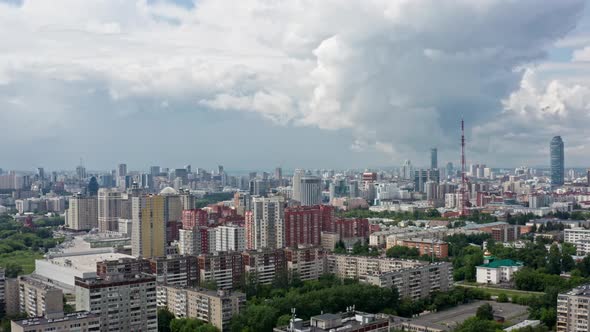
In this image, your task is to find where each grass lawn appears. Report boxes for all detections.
[0,250,43,274]
[456,282,544,298]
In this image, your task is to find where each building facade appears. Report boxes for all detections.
[557,285,590,332]
[551,136,565,186]
[245,196,285,250]
[215,225,246,252]
[157,285,245,332]
[97,188,121,232]
[66,194,98,230]
[75,274,157,332]
[18,276,63,319]
[132,195,167,258]
[284,206,322,247]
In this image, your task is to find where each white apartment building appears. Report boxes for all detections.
[557,285,590,332]
[245,196,285,250]
[565,228,590,244]
[75,274,157,332]
[215,225,245,252]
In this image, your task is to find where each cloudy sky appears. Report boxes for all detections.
[1,0,589,172]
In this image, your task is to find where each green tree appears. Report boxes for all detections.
[455,317,502,332]
[158,308,175,332]
[276,314,292,327]
[497,293,509,303]
[546,244,562,275]
[475,303,494,320]
[4,262,23,278]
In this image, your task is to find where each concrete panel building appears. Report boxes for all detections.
[157,285,245,332]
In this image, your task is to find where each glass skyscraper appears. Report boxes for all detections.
[550,136,564,186]
[430,148,438,169]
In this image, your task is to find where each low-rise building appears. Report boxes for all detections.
[393,237,449,258]
[273,310,391,332]
[365,262,454,300]
[476,258,523,285]
[157,285,245,332]
[11,312,100,332]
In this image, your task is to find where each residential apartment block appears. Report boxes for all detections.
[157,285,245,332]
[557,285,590,332]
[75,274,157,332]
[18,276,63,319]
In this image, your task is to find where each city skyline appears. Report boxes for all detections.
[1,0,590,169]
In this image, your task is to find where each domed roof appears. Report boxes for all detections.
[159,187,178,195]
[484,250,492,257]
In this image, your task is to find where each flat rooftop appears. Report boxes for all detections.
[403,301,528,331]
[44,252,134,273]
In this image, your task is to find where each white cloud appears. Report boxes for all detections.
[472,69,590,165]
[0,0,587,167]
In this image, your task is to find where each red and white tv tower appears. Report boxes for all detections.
[459,118,468,216]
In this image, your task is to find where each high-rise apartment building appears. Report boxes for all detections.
[245,196,285,250]
[157,286,245,332]
[182,209,208,229]
[300,176,322,206]
[66,194,98,230]
[284,205,322,247]
[97,188,121,232]
[551,136,565,186]
[198,252,243,290]
[18,276,63,319]
[178,227,216,255]
[132,195,167,258]
[215,225,246,252]
[75,274,157,332]
[284,247,326,281]
[117,163,127,178]
[148,255,199,287]
[242,249,286,285]
[557,285,590,332]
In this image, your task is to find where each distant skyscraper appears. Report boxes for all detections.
[149,166,160,176]
[550,136,564,186]
[76,165,86,180]
[117,163,127,178]
[446,162,454,177]
[401,160,413,180]
[300,176,322,206]
[292,169,305,202]
[274,167,282,182]
[430,148,438,169]
[37,167,45,181]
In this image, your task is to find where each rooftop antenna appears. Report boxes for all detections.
[459,118,468,217]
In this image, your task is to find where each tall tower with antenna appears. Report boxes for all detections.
[459,119,468,216]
